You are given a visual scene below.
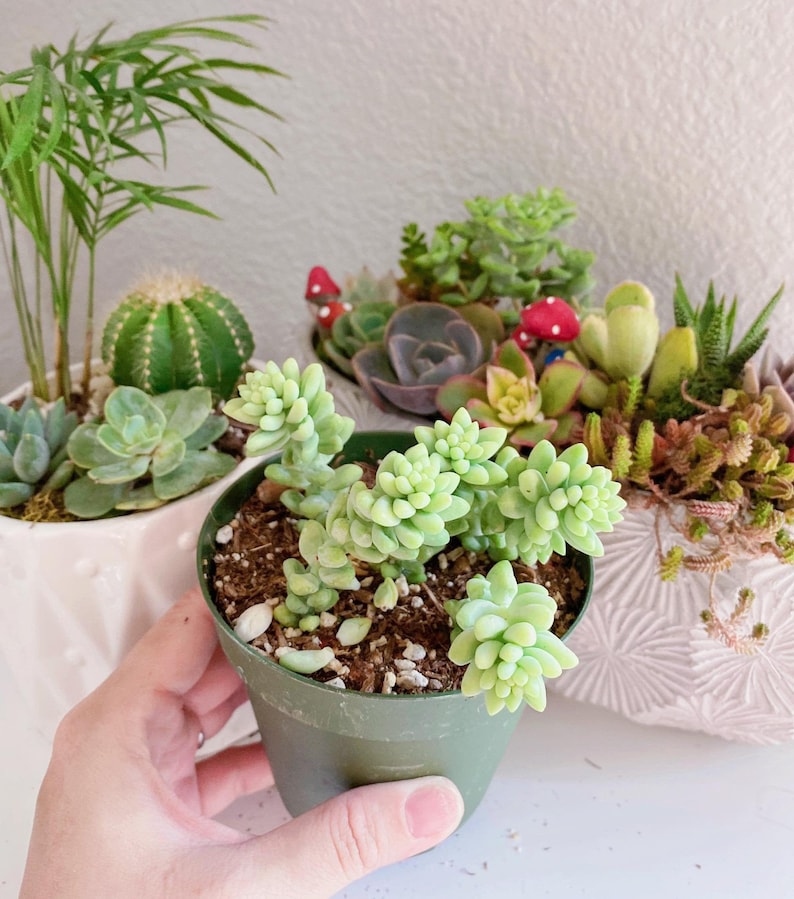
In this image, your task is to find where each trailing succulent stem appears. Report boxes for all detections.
[224,357,625,714]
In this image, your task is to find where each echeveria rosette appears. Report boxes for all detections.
[438,340,586,448]
[0,397,78,508]
[351,303,497,416]
[224,359,354,477]
[446,559,579,715]
[327,443,470,564]
[64,386,234,517]
[321,300,397,376]
[496,440,626,564]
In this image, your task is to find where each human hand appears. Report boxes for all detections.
[20,588,464,898]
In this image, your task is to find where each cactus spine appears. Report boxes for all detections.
[102,274,254,398]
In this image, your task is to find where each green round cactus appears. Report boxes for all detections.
[101,274,254,397]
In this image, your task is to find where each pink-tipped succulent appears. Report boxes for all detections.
[436,339,588,447]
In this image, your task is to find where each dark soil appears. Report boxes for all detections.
[208,477,588,696]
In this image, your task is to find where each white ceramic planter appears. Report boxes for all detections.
[550,497,794,745]
[0,370,257,742]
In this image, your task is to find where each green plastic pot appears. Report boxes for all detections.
[197,431,593,821]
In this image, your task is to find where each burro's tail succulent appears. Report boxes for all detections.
[64,385,236,517]
[223,357,626,714]
[0,397,78,510]
[101,273,254,398]
[446,559,579,714]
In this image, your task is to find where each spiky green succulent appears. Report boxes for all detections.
[651,276,783,421]
[64,385,234,517]
[446,560,579,714]
[102,274,254,399]
[0,397,78,508]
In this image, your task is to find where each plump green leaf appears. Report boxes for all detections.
[13,433,50,483]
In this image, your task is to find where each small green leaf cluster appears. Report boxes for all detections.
[398,189,595,308]
[64,386,235,517]
[224,360,354,471]
[0,398,78,508]
[446,560,579,714]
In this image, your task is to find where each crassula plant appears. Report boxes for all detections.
[214,358,626,714]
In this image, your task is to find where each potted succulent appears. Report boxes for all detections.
[0,14,281,736]
[197,357,626,819]
[547,276,794,744]
[302,182,794,744]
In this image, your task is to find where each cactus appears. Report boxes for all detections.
[101,274,254,398]
[64,385,235,517]
[0,397,78,509]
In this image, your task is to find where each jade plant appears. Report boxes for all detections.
[398,188,595,313]
[101,274,254,399]
[64,385,236,517]
[217,358,626,714]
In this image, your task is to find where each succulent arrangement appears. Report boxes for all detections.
[212,357,626,714]
[0,13,283,523]
[309,188,596,418]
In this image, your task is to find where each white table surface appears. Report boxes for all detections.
[2,648,793,898]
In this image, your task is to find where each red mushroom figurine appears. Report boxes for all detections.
[305,266,341,306]
[516,296,581,345]
[315,299,352,330]
[788,445,794,464]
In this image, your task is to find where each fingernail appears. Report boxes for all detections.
[405,780,464,839]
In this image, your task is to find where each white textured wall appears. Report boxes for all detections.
[2,0,793,393]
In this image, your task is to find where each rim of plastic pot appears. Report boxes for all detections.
[196,430,594,709]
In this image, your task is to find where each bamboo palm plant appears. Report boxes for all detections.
[0,14,283,403]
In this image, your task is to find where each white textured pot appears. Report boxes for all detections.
[0,371,257,742]
[550,496,794,745]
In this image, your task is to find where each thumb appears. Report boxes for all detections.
[225,776,464,898]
